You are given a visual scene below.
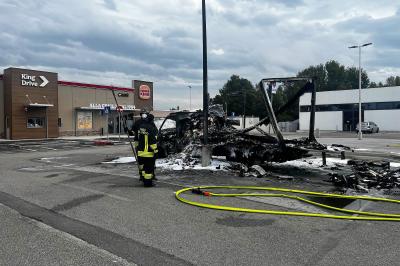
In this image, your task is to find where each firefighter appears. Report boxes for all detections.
[132,109,158,187]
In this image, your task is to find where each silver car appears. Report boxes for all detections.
[356,121,379,133]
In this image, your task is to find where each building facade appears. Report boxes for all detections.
[0,67,154,139]
[299,86,400,131]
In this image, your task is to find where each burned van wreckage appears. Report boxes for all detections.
[157,77,324,166]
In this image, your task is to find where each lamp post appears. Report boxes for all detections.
[188,85,192,110]
[201,0,211,166]
[202,0,208,145]
[242,87,246,129]
[349,42,372,140]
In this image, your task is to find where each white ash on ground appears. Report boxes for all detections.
[156,156,231,171]
[103,157,137,164]
[272,158,349,169]
[101,154,231,171]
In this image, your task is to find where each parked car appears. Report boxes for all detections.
[356,121,379,133]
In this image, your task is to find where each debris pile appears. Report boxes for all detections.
[329,159,400,192]
[327,144,353,152]
[158,104,316,166]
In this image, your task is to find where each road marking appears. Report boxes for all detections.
[59,183,135,202]
[0,191,190,266]
[42,147,58,150]
[0,203,136,266]
[23,148,37,152]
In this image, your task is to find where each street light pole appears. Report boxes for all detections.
[202,0,208,145]
[243,87,246,129]
[349,42,372,140]
[201,0,211,166]
[358,45,362,140]
[188,85,192,110]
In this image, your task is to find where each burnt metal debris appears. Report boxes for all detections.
[157,77,323,166]
[158,104,312,166]
[329,160,400,191]
[155,76,400,193]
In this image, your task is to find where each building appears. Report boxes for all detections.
[0,67,154,139]
[299,86,400,131]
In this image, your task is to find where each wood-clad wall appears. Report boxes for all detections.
[4,68,59,139]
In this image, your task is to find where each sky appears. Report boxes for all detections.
[0,0,399,110]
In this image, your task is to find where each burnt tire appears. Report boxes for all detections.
[143,179,153,187]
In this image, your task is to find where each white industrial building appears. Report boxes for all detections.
[299,86,400,131]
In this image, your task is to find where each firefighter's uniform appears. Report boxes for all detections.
[133,113,158,182]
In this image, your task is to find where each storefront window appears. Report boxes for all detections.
[27,117,45,128]
[77,111,93,130]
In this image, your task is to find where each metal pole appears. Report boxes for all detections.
[260,82,285,148]
[45,107,48,138]
[243,87,246,129]
[189,86,192,110]
[107,112,109,140]
[110,90,139,164]
[270,93,273,133]
[358,45,363,140]
[202,0,208,145]
[118,111,121,141]
[200,0,211,167]
[268,83,273,134]
[309,80,317,141]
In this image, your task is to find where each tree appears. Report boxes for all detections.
[325,60,347,90]
[345,67,370,89]
[296,60,370,91]
[212,60,378,123]
[385,76,400,86]
[212,75,258,117]
[297,63,327,91]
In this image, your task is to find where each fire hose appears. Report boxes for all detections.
[175,186,400,221]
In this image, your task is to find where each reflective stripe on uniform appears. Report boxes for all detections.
[143,172,153,180]
[150,144,157,150]
[144,135,148,153]
[138,151,154,158]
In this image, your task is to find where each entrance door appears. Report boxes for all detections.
[108,114,114,134]
[343,109,364,132]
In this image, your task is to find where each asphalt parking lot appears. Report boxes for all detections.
[0,139,96,153]
[0,136,399,265]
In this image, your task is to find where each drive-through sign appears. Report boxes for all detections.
[21,74,49,87]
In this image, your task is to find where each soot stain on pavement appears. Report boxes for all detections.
[216,216,275,227]
[59,173,100,184]
[44,174,59,178]
[51,194,105,212]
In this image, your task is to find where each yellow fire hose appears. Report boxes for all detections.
[175,186,400,221]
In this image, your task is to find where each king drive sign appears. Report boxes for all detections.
[21,73,49,87]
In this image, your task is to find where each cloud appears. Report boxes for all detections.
[211,49,225,56]
[0,0,400,109]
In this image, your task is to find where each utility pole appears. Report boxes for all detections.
[349,42,372,140]
[201,0,211,166]
[188,85,192,110]
[242,87,246,129]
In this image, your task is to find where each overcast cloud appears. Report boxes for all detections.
[0,0,399,109]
